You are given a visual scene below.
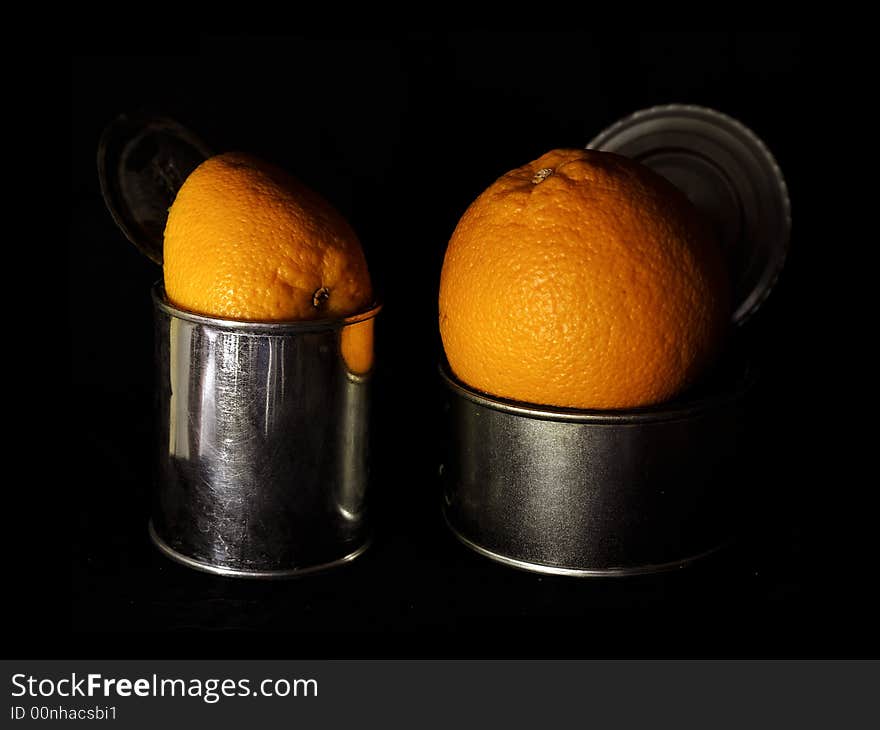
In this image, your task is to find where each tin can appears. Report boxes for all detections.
[440,357,756,576]
[150,284,381,578]
[439,104,789,576]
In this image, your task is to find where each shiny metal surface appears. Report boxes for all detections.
[152,284,380,577]
[444,516,729,577]
[148,522,370,579]
[440,361,755,576]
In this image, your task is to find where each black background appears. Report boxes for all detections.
[62,33,871,659]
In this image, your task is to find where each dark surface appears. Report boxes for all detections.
[62,33,872,658]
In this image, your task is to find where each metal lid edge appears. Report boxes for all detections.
[587,103,792,327]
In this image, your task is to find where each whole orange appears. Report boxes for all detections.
[439,148,730,410]
[163,152,372,321]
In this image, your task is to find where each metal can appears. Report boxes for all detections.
[440,104,789,576]
[150,284,381,578]
[440,357,756,576]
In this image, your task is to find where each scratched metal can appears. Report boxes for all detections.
[150,284,381,578]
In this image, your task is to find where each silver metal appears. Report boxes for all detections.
[149,521,370,579]
[440,359,755,577]
[151,284,381,577]
[443,515,730,577]
[588,104,791,326]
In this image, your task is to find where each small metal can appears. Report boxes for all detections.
[150,284,381,578]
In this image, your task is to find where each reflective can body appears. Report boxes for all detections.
[151,285,380,577]
[440,360,755,577]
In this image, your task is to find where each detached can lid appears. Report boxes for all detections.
[587,104,790,326]
[98,113,213,265]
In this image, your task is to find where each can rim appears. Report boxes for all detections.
[149,521,370,579]
[151,281,382,332]
[438,360,755,425]
[443,509,731,577]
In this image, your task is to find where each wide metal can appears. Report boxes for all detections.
[439,104,787,576]
[440,357,756,576]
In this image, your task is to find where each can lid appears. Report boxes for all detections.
[587,104,790,326]
[97,113,212,265]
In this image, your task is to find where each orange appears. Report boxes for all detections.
[340,318,375,376]
[163,152,372,321]
[438,148,730,410]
